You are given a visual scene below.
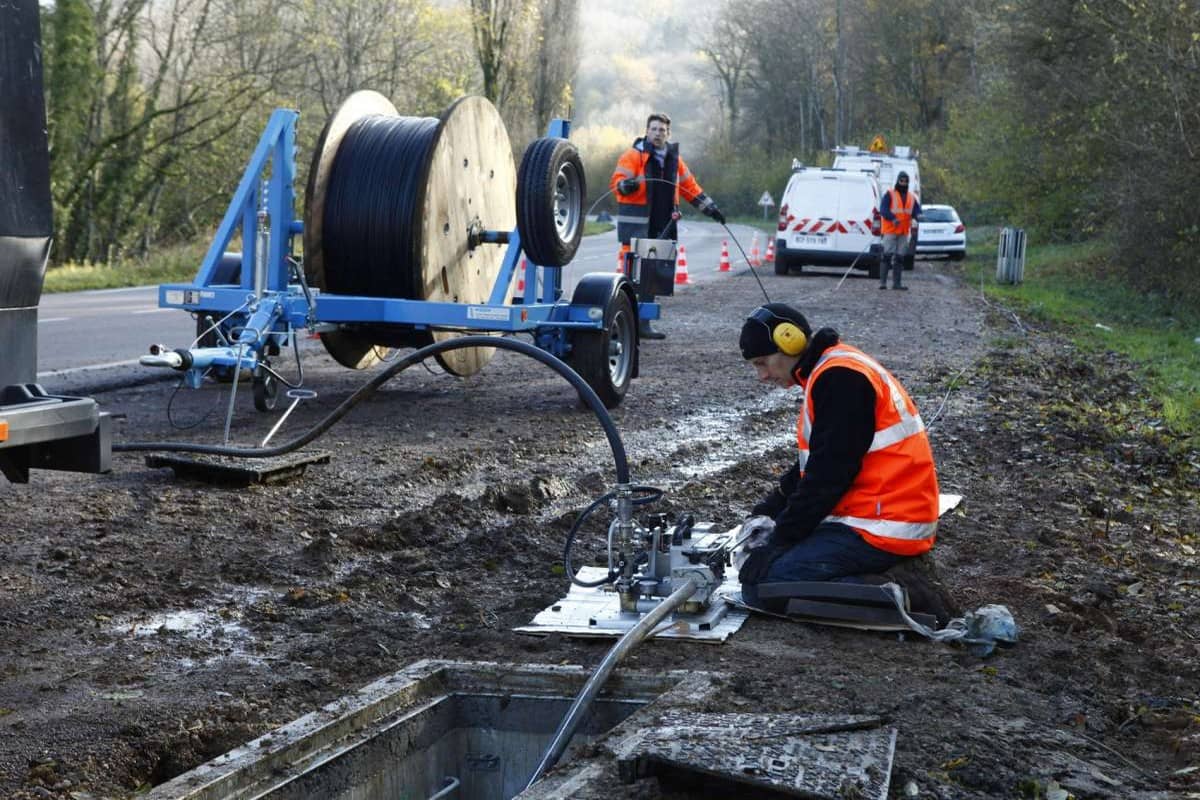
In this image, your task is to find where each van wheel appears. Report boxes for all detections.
[867,262,880,280]
[774,259,789,276]
[950,252,966,262]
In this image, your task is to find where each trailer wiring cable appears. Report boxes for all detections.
[165,371,224,430]
[113,334,636,483]
[562,486,664,588]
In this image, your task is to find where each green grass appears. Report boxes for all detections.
[584,220,614,236]
[962,234,1200,439]
[43,241,210,293]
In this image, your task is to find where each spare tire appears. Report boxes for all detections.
[517,137,585,266]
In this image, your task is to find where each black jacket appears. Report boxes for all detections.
[634,137,681,241]
[751,329,877,544]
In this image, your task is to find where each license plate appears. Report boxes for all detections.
[794,235,828,246]
[923,226,947,235]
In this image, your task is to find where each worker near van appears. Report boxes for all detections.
[735,303,940,609]
[610,112,725,339]
[878,171,921,291]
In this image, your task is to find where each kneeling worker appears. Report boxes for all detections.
[736,303,940,608]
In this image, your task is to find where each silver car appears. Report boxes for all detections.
[914,204,966,261]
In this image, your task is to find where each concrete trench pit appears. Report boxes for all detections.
[144,660,712,800]
[145,659,896,800]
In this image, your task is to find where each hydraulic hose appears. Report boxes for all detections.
[114,336,632,485]
[563,486,663,587]
[525,576,699,789]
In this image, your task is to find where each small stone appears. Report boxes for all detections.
[1044,604,1061,616]
[903,780,920,797]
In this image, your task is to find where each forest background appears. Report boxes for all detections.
[39,0,1200,309]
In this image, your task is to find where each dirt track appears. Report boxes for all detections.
[2,257,1198,799]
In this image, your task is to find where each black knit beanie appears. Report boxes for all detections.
[739,303,813,360]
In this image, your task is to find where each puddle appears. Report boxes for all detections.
[622,392,798,480]
[111,586,272,666]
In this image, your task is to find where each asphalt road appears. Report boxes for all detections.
[34,221,768,388]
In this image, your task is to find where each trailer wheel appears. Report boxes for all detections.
[568,291,634,408]
[517,137,585,267]
[253,366,278,412]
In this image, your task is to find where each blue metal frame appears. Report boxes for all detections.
[156,110,651,386]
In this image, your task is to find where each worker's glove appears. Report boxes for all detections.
[617,178,638,195]
[705,205,726,225]
[732,515,776,575]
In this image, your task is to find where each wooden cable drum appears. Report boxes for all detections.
[304,92,516,376]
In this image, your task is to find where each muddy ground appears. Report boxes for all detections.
[2,257,1198,799]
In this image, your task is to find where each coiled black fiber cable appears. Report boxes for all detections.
[113,336,633,486]
[322,114,439,298]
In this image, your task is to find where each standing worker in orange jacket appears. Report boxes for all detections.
[878,171,921,291]
[609,112,725,339]
[734,303,940,609]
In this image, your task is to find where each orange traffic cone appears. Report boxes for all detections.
[516,257,527,292]
[765,238,776,264]
[718,240,732,272]
[749,232,762,267]
[674,244,692,285]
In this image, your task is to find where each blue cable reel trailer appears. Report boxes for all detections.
[152,91,643,409]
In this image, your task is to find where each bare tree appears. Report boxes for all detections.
[529,0,579,135]
[702,4,754,146]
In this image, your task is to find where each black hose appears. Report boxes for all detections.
[114,336,632,485]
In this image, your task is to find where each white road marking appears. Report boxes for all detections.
[38,317,69,323]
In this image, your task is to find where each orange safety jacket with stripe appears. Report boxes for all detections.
[880,188,916,236]
[796,343,939,555]
[609,139,715,252]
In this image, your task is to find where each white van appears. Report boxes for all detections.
[774,166,882,278]
[830,146,921,270]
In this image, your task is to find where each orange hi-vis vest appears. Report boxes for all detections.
[881,188,916,236]
[796,344,939,556]
[610,144,712,261]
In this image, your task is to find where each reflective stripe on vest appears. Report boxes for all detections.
[797,344,938,553]
[615,202,649,242]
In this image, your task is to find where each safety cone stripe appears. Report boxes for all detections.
[718,241,731,272]
[675,245,691,284]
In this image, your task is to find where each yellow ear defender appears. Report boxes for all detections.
[749,306,808,356]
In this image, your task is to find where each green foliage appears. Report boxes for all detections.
[687,147,793,220]
[964,240,1200,440]
[42,242,209,293]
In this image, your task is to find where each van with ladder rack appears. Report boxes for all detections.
[774,162,882,279]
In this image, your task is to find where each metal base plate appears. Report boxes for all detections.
[145,450,330,486]
[515,566,749,643]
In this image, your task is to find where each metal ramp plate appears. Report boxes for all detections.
[515,567,749,643]
[610,710,895,799]
[145,450,330,486]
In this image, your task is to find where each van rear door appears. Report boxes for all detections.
[834,177,879,258]
[783,173,839,251]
